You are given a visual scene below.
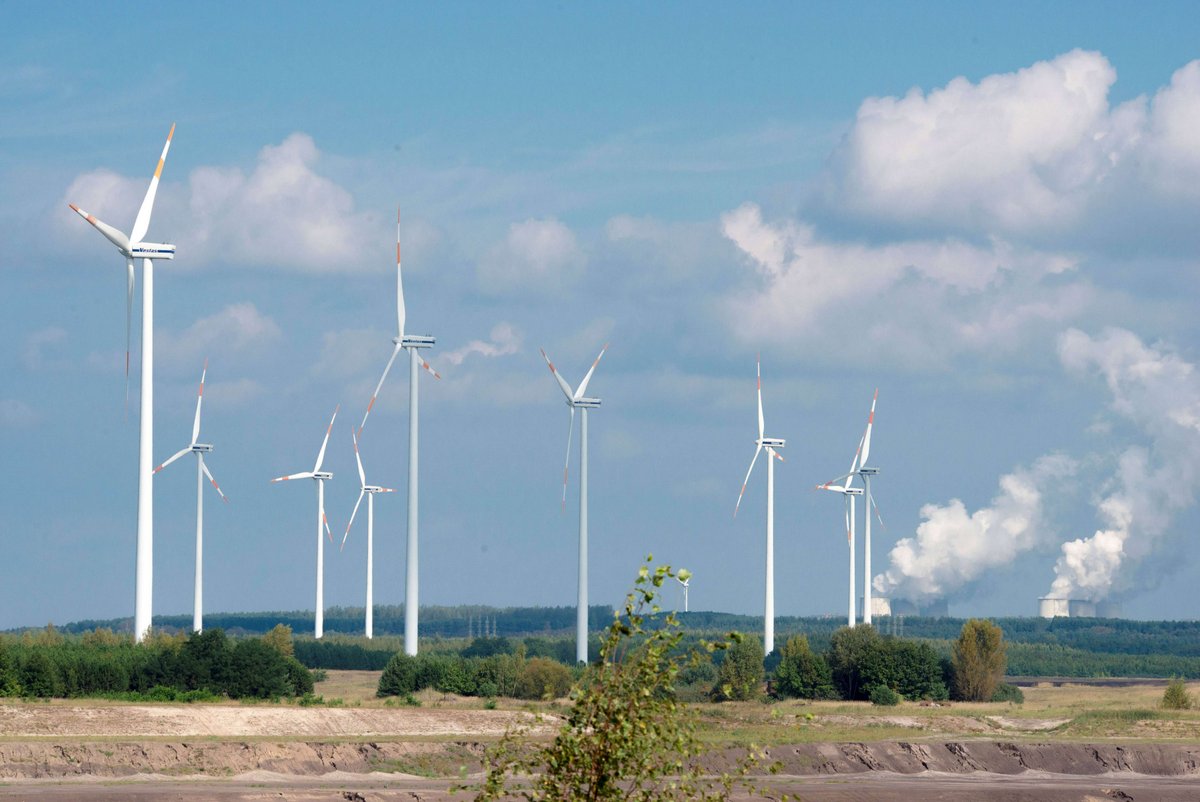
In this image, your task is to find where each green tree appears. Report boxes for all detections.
[19,650,60,698]
[828,625,884,700]
[227,639,292,699]
[772,635,835,700]
[952,619,1007,702]
[377,653,420,697]
[888,640,948,701]
[0,640,20,696]
[473,558,781,802]
[712,634,765,701]
[262,624,295,658]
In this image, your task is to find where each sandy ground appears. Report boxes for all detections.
[0,704,552,739]
[1,772,1198,801]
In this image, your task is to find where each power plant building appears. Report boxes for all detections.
[1038,597,1122,618]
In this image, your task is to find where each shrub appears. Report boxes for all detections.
[990,683,1025,704]
[712,633,765,701]
[378,653,420,697]
[772,635,836,700]
[19,650,60,698]
[228,639,293,699]
[828,625,884,700]
[1162,678,1192,710]
[514,657,572,700]
[869,684,901,706]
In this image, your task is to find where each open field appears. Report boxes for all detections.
[2,674,1200,799]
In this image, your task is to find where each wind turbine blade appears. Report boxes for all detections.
[420,358,441,380]
[561,406,575,510]
[272,471,314,482]
[846,430,865,483]
[817,470,856,490]
[68,204,131,252]
[756,355,765,441]
[341,489,366,551]
[396,207,406,339]
[125,256,134,413]
[313,404,339,472]
[871,493,886,530]
[860,388,879,465]
[378,487,397,493]
[153,446,192,474]
[733,444,763,519]
[844,494,852,544]
[191,359,207,445]
[359,343,402,436]
[572,343,608,400]
[768,446,785,463]
[201,460,228,503]
[540,348,574,402]
[352,429,366,488]
[323,509,334,544]
[129,123,175,243]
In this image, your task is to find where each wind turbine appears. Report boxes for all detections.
[816,394,881,628]
[733,356,785,656]
[68,124,177,643]
[341,430,395,639]
[153,360,228,633]
[272,405,338,639]
[357,208,440,657]
[677,573,691,613]
[540,342,608,664]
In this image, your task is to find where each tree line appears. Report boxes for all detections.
[0,626,313,700]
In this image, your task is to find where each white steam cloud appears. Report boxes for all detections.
[873,455,1076,604]
[1047,328,1200,601]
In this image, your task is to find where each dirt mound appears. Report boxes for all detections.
[760,741,1200,777]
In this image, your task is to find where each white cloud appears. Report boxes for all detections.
[720,202,1081,365]
[60,133,376,272]
[873,454,1077,603]
[823,51,1200,241]
[478,218,585,295]
[443,322,522,366]
[155,303,283,371]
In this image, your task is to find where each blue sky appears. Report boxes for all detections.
[4,2,1200,629]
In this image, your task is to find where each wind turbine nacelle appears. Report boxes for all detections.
[846,487,864,496]
[859,466,879,476]
[313,471,333,480]
[759,437,786,448]
[130,242,176,260]
[573,397,602,409]
[192,443,214,453]
[399,334,436,348]
[365,485,386,494]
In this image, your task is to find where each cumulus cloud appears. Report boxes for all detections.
[873,454,1077,604]
[721,202,1081,364]
[1048,328,1200,601]
[478,218,585,295]
[443,323,522,366]
[60,133,376,272]
[823,51,1200,241]
[155,303,282,370]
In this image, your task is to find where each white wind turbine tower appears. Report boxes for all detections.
[357,208,440,657]
[855,391,880,625]
[153,360,228,633]
[540,342,608,664]
[733,356,785,655]
[68,124,177,643]
[272,406,338,638]
[341,430,395,639]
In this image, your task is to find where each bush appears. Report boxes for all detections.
[869,684,901,706]
[19,650,60,698]
[514,657,572,700]
[828,625,883,700]
[712,633,765,701]
[1162,678,1192,710]
[990,683,1025,704]
[378,653,420,697]
[772,635,836,700]
[227,639,293,699]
